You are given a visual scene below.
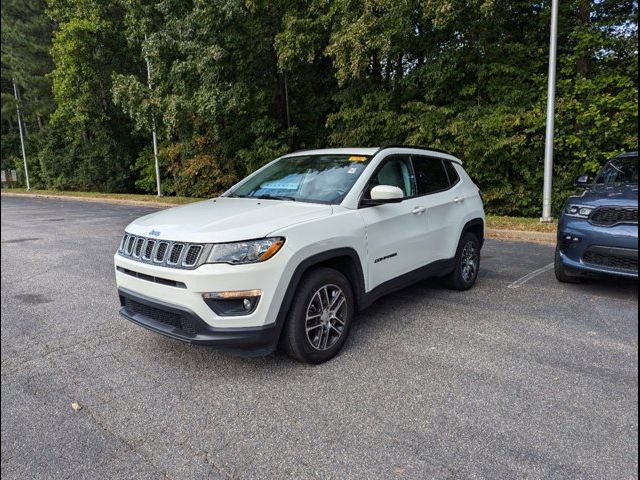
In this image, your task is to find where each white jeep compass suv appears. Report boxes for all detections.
[115,146,485,363]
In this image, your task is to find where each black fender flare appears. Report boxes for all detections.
[461,218,485,247]
[273,247,366,333]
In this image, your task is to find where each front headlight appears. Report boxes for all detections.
[565,204,594,218]
[206,237,285,265]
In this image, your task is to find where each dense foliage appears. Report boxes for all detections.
[1,0,637,215]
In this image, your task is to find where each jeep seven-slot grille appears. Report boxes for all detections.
[589,207,638,226]
[117,233,206,269]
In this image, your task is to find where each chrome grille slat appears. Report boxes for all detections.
[142,240,156,260]
[183,245,203,267]
[133,237,145,258]
[167,244,184,265]
[118,234,205,269]
[154,242,169,263]
[125,235,136,255]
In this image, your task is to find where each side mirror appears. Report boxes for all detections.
[361,185,404,206]
[574,174,590,187]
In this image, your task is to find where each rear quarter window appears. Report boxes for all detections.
[444,161,460,185]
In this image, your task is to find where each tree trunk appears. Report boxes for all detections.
[393,55,404,113]
[576,0,590,76]
[371,50,382,84]
[284,71,291,129]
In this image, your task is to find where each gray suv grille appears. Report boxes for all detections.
[117,233,207,269]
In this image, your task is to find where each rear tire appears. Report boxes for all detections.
[554,248,582,283]
[444,232,481,291]
[281,268,355,364]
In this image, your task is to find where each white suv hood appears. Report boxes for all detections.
[126,197,333,243]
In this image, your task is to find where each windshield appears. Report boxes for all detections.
[595,155,638,185]
[228,154,371,204]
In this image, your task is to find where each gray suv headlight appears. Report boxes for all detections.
[206,237,285,265]
[565,204,594,218]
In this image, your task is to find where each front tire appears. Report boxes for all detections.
[282,267,355,364]
[444,232,481,290]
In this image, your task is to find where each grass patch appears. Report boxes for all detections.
[2,189,557,232]
[486,215,557,233]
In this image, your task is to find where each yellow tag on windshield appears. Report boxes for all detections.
[349,156,367,162]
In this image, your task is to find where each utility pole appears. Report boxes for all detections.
[144,35,162,197]
[541,0,559,223]
[12,80,30,191]
[283,71,291,129]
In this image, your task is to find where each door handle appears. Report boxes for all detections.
[411,206,427,215]
[453,196,465,204]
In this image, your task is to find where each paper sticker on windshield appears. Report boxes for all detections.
[347,167,358,174]
[260,181,299,190]
[349,156,367,162]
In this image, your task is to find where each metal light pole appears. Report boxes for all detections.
[144,35,162,197]
[541,0,559,223]
[12,80,30,191]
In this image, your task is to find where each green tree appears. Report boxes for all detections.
[1,0,637,215]
[1,0,54,186]
[44,0,142,191]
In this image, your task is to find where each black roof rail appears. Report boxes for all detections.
[376,144,453,156]
[614,151,638,158]
[284,147,378,156]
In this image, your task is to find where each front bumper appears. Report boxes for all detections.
[114,246,295,353]
[557,216,638,279]
[118,288,280,354]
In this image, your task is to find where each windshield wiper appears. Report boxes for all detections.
[255,194,297,201]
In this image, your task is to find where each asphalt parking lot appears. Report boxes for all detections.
[1,195,637,479]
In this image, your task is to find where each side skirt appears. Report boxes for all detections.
[359,257,456,311]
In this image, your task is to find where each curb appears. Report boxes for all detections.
[2,192,557,245]
[1,192,175,209]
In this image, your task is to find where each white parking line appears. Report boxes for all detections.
[508,263,554,289]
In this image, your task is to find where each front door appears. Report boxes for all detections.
[357,155,429,290]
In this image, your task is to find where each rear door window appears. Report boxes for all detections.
[411,156,450,194]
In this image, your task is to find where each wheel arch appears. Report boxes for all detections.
[461,218,485,248]
[274,248,366,334]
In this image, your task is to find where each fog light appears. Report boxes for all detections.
[202,290,262,316]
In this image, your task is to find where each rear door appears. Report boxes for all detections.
[357,155,430,289]
[410,155,462,263]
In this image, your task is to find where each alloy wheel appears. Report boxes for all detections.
[461,241,478,283]
[305,284,347,351]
